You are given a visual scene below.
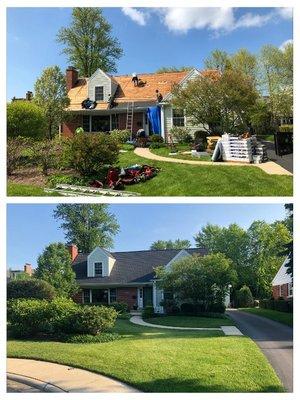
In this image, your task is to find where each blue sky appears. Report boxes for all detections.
[7,7,293,99]
[7,203,287,269]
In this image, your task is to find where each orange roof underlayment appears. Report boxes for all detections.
[66,69,219,111]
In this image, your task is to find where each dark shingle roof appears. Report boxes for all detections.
[73,248,207,285]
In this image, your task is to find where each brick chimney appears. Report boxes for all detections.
[66,66,78,92]
[69,244,78,262]
[25,91,33,101]
[23,263,33,276]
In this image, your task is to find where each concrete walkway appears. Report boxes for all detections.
[134,148,292,176]
[130,315,243,336]
[226,310,293,392]
[7,358,139,393]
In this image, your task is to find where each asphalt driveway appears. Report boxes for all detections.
[226,309,293,392]
[261,140,293,173]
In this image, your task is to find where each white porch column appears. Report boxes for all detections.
[89,289,92,303]
[160,105,165,140]
[152,282,157,311]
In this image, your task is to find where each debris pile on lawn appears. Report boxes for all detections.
[44,184,140,197]
[212,134,268,163]
[90,164,160,190]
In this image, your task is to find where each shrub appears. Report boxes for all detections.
[65,332,120,344]
[47,174,87,188]
[109,302,129,314]
[34,139,62,175]
[7,298,53,337]
[117,312,131,320]
[160,299,180,315]
[170,126,192,144]
[68,305,117,335]
[7,101,47,139]
[142,306,155,319]
[209,302,226,314]
[7,279,56,300]
[7,137,32,175]
[149,142,166,149]
[110,129,131,144]
[49,297,78,332]
[150,135,164,143]
[260,298,293,313]
[180,303,195,314]
[63,132,119,176]
[236,285,254,308]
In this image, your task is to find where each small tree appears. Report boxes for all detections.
[7,101,47,139]
[36,242,78,297]
[150,239,191,250]
[34,138,62,175]
[53,204,119,253]
[156,253,237,311]
[236,285,254,308]
[57,7,123,76]
[34,66,70,139]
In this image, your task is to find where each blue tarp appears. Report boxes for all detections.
[147,106,161,135]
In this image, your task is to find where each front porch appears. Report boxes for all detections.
[79,282,164,313]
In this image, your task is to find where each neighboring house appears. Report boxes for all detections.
[62,67,218,139]
[70,244,231,312]
[11,91,33,102]
[272,258,293,300]
[7,263,33,282]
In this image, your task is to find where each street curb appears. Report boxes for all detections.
[7,373,67,392]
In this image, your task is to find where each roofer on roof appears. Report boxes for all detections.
[132,72,139,86]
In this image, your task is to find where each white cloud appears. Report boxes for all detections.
[233,12,273,29]
[277,8,293,20]
[121,7,293,35]
[280,39,293,50]
[121,7,147,26]
[158,8,235,33]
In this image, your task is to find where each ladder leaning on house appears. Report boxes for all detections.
[126,101,135,140]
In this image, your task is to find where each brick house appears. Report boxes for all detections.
[61,67,218,139]
[272,258,293,300]
[69,244,217,312]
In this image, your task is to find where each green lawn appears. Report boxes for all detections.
[239,308,293,327]
[7,149,292,196]
[150,144,212,161]
[118,150,292,196]
[7,183,59,197]
[145,315,234,328]
[7,319,283,392]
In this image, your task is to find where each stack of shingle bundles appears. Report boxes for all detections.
[252,143,268,163]
[221,134,254,163]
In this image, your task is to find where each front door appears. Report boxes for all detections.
[143,287,153,307]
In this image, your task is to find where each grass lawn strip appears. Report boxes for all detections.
[150,145,212,162]
[145,315,234,328]
[239,308,293,327]
[7,319,283,392]
[7,149,293,196]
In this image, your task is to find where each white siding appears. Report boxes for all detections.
[88,69,115,102]
[87,247,115,277]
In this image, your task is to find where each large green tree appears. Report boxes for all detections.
[57,7,123,76]
[204,49,231,73]
[230,48,258,83]
[34,66,70,139]
[279,204,293,277]
[150,239,191,250]
[172,69,258,134]
[156,66,193,73]
[156,253,237,309]
[53,204,119,253]
[259,43,293,124]
[35,242,78,297]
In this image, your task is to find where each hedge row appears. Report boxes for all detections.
[260,298,293,313]
[7,298,118,338]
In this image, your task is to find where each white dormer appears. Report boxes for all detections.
[87,69,118,102]
[87,247,115,277]
[165,249,191,271]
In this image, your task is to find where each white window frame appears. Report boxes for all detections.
[94,262,103,277]
[109,288,117,304]
[83,288,92,304]
[172,108,186,128]
[95,86,104,101]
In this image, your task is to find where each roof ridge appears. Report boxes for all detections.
[111,247,204,254]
